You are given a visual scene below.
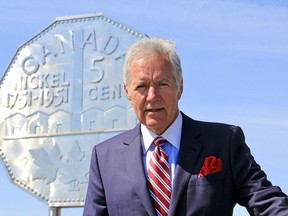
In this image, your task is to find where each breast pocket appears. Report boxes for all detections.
[186,174,225,208]
[195,172,224,186]
[176,173,234,215]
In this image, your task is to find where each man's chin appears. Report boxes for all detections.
[145,120,166,134]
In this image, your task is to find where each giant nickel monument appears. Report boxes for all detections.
[0,13,147,208]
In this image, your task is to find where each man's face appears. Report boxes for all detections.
[124,55,183,135]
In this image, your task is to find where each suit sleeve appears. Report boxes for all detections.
[231,126,288,215]
[83,146,108,216]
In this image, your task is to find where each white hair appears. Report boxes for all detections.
[123,38,183,90]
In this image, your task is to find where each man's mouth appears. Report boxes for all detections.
[146,108,164,112]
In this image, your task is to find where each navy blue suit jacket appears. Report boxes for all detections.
[83,113,288,215]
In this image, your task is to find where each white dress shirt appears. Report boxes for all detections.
[141,112,182,188]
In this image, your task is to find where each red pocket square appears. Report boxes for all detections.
[198,156,222,178]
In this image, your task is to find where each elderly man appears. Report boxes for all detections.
[83,38,288,216]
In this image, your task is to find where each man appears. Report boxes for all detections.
[83,38,288,215]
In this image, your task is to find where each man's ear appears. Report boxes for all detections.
[178,79,183,100]
[124,84,132,102]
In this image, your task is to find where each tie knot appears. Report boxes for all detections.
[153,136,166,146]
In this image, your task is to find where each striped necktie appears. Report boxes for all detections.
[147,136,171,216]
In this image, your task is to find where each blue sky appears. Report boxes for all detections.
[1,1,288,215]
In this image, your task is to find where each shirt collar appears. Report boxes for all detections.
[141,112,182,154]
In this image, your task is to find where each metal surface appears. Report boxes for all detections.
[0,13,147,208]
[49,207,61,216]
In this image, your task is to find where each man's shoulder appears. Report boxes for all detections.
[181,112,240,134]
[194,119,237,130]
[94,124,141,149]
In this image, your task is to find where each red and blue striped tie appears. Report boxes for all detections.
[148,136,171,216]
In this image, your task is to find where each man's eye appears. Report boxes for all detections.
[136,85,146,90]
[159,82,168,86]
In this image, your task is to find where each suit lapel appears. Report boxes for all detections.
[169,114,203,216]
[122,125,156,216]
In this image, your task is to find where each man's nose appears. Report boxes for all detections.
[146,86,157,101]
